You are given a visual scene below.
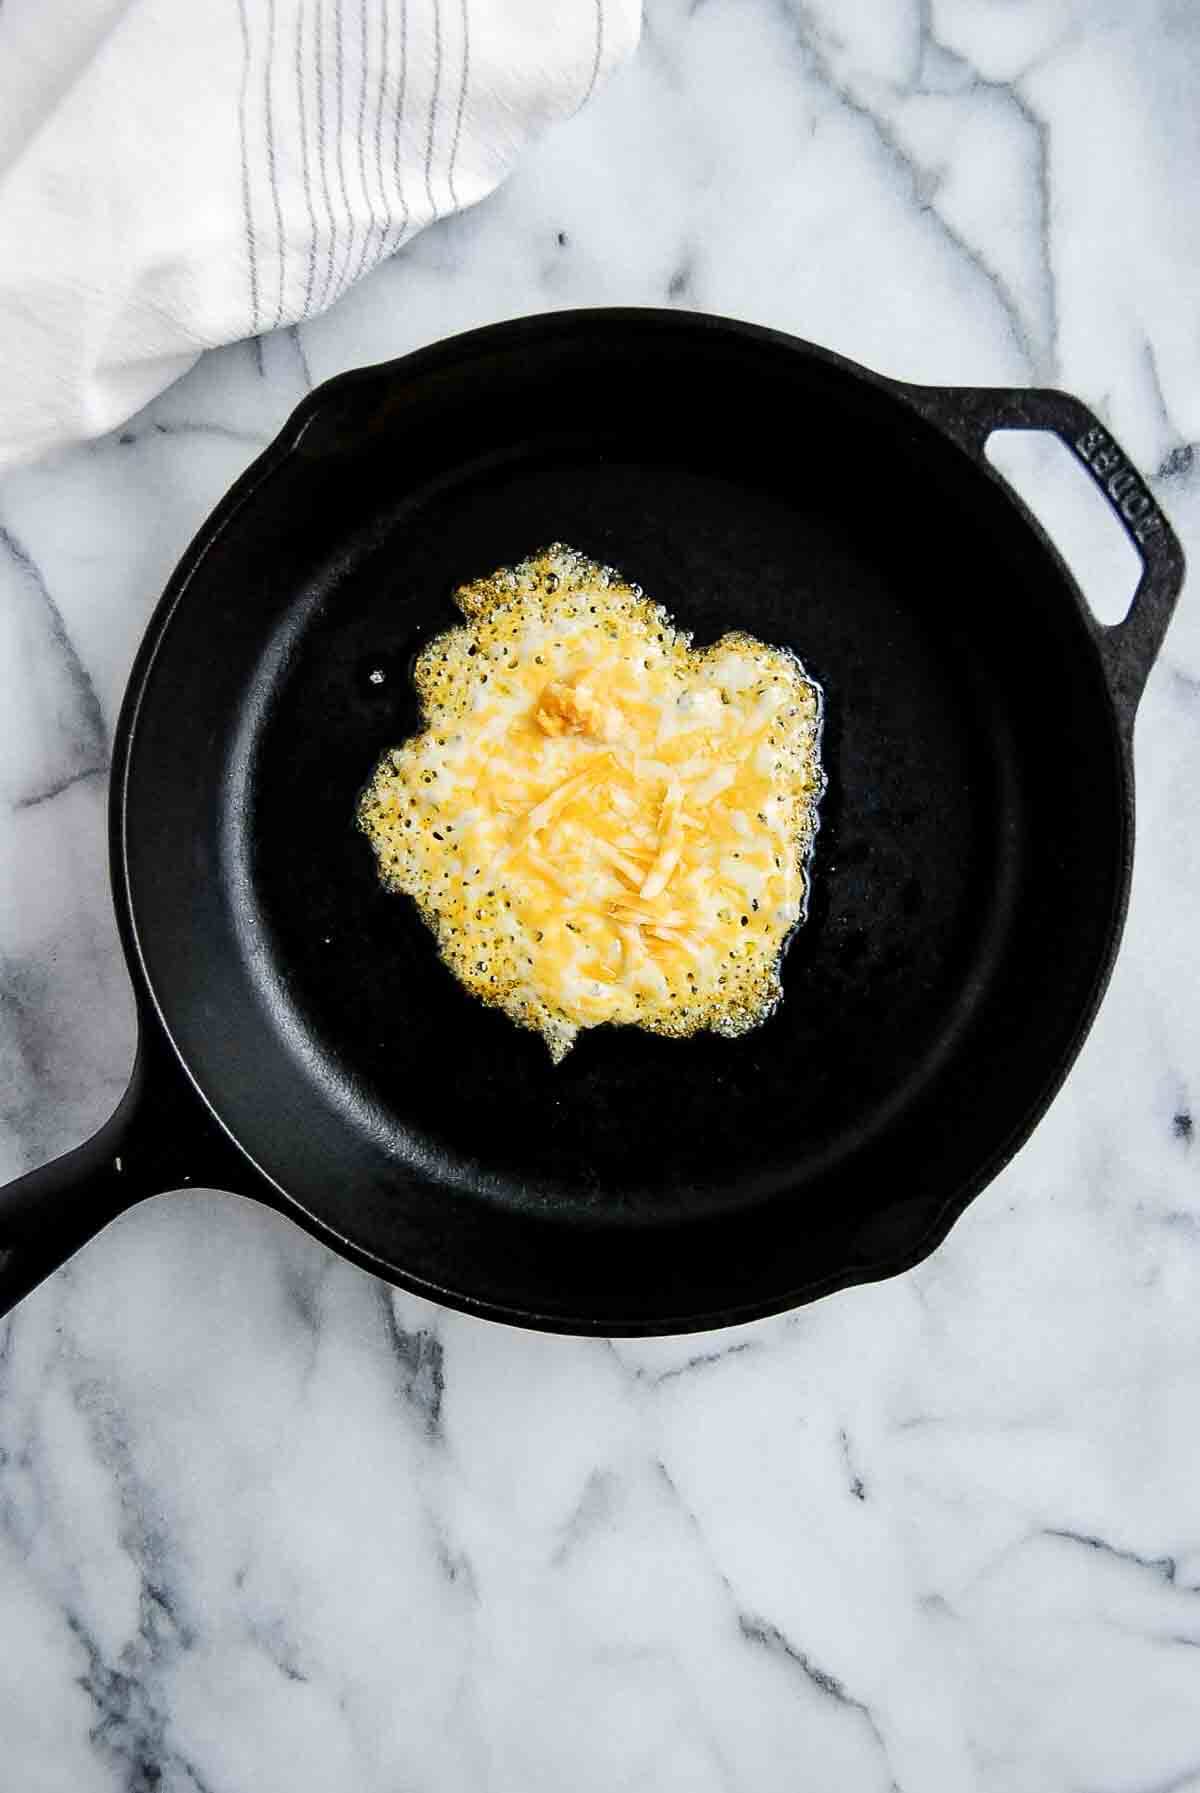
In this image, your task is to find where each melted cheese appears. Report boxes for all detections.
[359,545,824,1061]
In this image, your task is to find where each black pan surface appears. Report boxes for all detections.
[0,312,1184,1331]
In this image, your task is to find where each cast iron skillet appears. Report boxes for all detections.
[0,312,1184,1333]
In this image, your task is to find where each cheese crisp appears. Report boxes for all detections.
[359,546,824,1061]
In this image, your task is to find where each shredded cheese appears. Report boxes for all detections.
[359,545,824,1061]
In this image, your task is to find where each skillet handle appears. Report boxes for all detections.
[903,384,1186,734]
[0,1036,229,1318]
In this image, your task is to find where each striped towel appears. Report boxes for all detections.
[0,0,640,471]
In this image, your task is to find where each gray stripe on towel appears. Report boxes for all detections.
[235,0,261,328]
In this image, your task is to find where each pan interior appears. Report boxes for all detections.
[123,319,1127,1325]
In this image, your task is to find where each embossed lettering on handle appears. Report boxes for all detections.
[1073,425,1166,545]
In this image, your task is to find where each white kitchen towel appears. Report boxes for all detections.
[0,0,640,471]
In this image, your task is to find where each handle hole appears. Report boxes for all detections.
[985,429,1141,625]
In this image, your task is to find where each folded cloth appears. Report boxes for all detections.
[0,0,640,470]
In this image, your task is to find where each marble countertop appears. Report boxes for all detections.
[3,2,1200,1788]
